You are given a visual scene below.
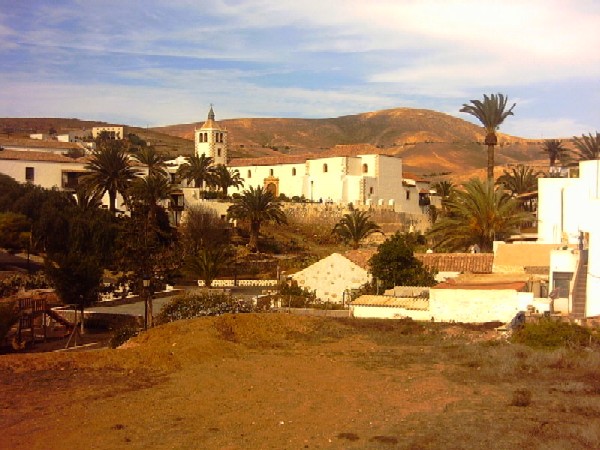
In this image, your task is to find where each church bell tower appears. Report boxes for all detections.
[194,105,228,166]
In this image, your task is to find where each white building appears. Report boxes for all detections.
[537,159,600,317]
[177,107,433,215]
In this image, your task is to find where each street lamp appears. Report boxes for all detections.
[143,277,150,329]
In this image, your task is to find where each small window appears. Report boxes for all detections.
[247,170,252,178]
[25,167,34,183]
[217,148,222,157]
[406,190,410,200]
[363,163,368,173]
[323,164,328,173]
[292,168,296,176]
[269,169,274,176]
[369,187,374,195]
[204,132,208,142]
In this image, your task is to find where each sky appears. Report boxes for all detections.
[1,0,599,138]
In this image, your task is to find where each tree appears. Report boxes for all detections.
[368,232,436,290]
[428,178,531,252]
[227,186,287,253]
[177,154,215,196]
[184,246,232,288]
[432,180,455,215]
[0,212,30,253]
[128,173,171,224]
[82,141,140,214]
[460,93,516,182]
[496,165,541,197]
[180,205,231,254]
[572,132,600,161]
[131,146,167,177]
[542,139,570,169]
[332,209,381,249]
[213,164,243,198]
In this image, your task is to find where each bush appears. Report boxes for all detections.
[512,318,597,349]
[0,300,18,343]
[155,291,254,324]
[109,325,139,349]
[0,273,51,298]
[510,388,532,407]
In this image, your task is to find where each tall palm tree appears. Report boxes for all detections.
[460,93,516,183]
[227,186,287,253]
[129,173,171,220]
[572,132,600,161]
[332,209,382,249]
[496,165,541,197]
[213,164,244,198]
[542,139,569,170]
[131,146,167,177]
[177,154,215,196]
[432,180,455,215]
[428,178,531,252]
[82,142,140,214]
[184,246,232,288]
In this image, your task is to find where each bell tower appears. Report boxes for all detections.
[194,105,228,165]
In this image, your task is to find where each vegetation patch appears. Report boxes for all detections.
[511,318,598,349]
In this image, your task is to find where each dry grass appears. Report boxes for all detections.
[1,314,600,449]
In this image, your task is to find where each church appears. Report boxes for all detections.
[185,107,433,215]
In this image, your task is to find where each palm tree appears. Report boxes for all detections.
[428,178,531,252]
[496,165,541,197]
[542,139,570,170]
[82,142,140,214]
[128,173,171,223]
[227,186,287,253]
[213,164,244,198]
[572,132,600,161]
[131,146,167,177]
[432,180,455,215]
[184,246,232,288]
[332,209,382,249]
[177,154,215,196]
[460,93,516,183]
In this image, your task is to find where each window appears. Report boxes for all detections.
[247,170,252,178]
[217,148,222,157]
[25,167,34,183]
[552,272,573,298]
[369,187,374,195]
[323,164,328,173]
[269,169,274,176]
[204,132,208,142]
[292,168,296,176]
[363,163,368,173]
[406,190,410,200]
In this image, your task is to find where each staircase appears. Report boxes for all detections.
[571,251,588,318]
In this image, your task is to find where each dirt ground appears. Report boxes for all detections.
[1,314,600,450]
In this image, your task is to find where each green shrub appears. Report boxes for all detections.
[155,291,254,324]
[511,318,597,349]
[109,325,139,349]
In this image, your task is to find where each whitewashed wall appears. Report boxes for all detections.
[292,253,371,303]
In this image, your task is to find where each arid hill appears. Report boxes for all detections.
[2,108,566,181]
[153,108,555,181]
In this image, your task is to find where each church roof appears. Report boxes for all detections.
[200,105,221,130]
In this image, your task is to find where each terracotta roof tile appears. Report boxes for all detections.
[415,253,494,273]
[0,149,88,163]
[434,280,527,291]
[343,249,376,270]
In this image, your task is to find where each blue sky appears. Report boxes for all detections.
[1,0,598,138]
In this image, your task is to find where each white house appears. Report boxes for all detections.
[291,252,372,304]
[537,159,600,318]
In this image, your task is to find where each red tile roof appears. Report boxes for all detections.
[0,149,88,164]
[434,280,527,291]
[415,253,494,273]
[343,249,376,269]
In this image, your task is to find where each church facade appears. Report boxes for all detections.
[179,107,433,214]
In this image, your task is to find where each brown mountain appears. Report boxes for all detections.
[153,108,554,181]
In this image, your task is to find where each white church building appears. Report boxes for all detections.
[184,107,433,214]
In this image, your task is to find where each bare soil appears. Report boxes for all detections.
[1,314,600,449]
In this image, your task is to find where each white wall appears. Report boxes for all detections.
[292,253,371,303]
